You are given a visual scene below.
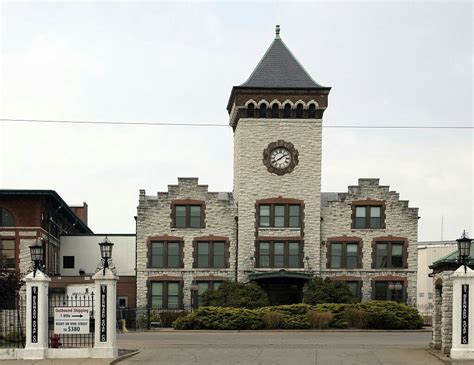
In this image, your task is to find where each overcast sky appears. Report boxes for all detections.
[0,1,472,242]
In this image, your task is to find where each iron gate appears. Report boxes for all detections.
[48,293,95,348]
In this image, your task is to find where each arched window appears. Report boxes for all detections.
[296,104,304,118]
[283,103,292,118]
[259,104,267,118]
[271,104,279,118]
[0,208,15,227]
[308,103,316,118]
[247,103,255,118]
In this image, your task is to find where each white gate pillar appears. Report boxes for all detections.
[451,266,474,360]
[23,270,50,359]
[92,268,118,358]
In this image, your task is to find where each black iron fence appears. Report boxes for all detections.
[48,293,95,348]
[0,297,26,348]
[116,307,188,331]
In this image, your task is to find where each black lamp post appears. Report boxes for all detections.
[29,240,44,277]
[99,236,114,275]
[457,230,472,274]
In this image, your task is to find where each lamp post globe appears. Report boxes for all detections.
[99,236,114,274]
[29,240,44,277]
[457,230,472,273]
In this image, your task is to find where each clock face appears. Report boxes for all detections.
[270,147,291,169]
[263,140,299,176]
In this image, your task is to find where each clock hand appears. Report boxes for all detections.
[275,154,289,162]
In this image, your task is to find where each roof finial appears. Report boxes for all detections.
[275,25,280,39]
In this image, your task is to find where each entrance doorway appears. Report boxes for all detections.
[249,270,312,306]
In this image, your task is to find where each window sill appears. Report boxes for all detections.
[170,227,205,230]
[252,267,306,271]
[351,228,386,231]
[258,227,301,231]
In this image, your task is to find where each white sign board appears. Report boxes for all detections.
[54,307,90,334]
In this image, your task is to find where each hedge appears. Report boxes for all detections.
[172,301,423,330]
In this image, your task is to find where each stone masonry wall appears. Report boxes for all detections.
[136,178,237,309]
[440,271,453,354]
[320,179,419,305]
[233,118,322,281]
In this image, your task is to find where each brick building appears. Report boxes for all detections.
[0,189,92,277]
[0,190,136,311]
[136,27,419,310]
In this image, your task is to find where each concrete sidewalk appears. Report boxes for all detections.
[0,360,112,365]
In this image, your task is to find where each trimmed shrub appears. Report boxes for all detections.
[173,307,264,330]
[159,311,189,327]
[316,303,349,328]
[358,301,423,330]
[345,308,368,329]
[307,310,333,329]
[202,282,270,309]
[263,311,284,329]
[172,301,423,330]
[303,277,356,305]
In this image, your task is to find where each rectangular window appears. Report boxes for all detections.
[274,206,285,227]
[373,281,405,302]
[63,256,75,269]
[328,242,360,269]
[195,241,228,268]
[190,206,201,228]
[330,243,343,268]
[274,242,285,267]
[173,204,203,228]
[259,205,270,227]
[175,206,186,228]
[256,240,302,268]
[289,205,300,227]
[353,205,384,229]
[151,282,182,309]
[259,242,270,268]
[374,242,405,269]
[196,281,222,308]
[117,296,128,309]
[0,239,15,269]
[258,204,302,228]
[150,241,183,268]
[346,281,361,300]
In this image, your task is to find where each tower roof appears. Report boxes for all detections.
[239,25,327,89]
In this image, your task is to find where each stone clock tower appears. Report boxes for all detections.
[227,26,331,300]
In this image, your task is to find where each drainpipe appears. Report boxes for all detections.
[235,216,238,282]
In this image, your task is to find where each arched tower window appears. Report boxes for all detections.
[247,103,255,118]
[296,104,304,118]
[0,208,15,227]
[283,103,292,118]
[271,104,279,118]
[308,103,316,118]
[259,104,267,118]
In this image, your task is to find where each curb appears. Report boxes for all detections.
[110,350,140,364]
[426,348,451,365]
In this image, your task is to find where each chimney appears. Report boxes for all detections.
[69,202,88,225]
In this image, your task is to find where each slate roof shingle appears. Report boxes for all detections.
[239,35,327,89]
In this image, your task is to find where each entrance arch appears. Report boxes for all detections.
[249,270,313,306]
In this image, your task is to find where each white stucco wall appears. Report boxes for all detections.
[59,234,135,276]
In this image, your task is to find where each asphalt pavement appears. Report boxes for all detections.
[116,330,443,365]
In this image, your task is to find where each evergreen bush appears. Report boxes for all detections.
[172,301,423,330]
[202,281,270,309]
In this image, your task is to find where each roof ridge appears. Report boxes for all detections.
[278,37,320,87]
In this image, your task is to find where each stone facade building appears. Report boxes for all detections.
[136,27,419,310]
